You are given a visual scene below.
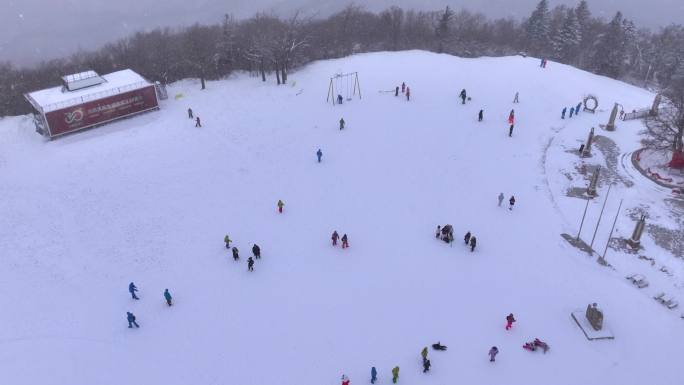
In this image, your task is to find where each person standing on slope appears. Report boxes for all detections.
[498,193,504,207]
[489,346,499,362]
[470,236,477,252]
[421,346,428,363]
[252,244,261,259]
[247,257,254,272]
[195,116,202,127]
[371,367,378,384]
[460,89,467,104]
[509,196,516,210]
[129,282,139,300]
[561,107,567,119]
[506,313,516,330]
[127,312,140,328]
[569,106,574,118]
[513,92,519,103]
[395,86,399,97]
[277,199,285,213]
[576,102,582,115]
[341,374,350,385]
[402,82,406,93]
[422,359,431,373]
[232,246,240,261]
[163,289,173,306]
[224,234,232,249]
[508,109,515,125]
[187,108,193,119]
[317,148,323,163]
[509,124,514,137]
[406,87,411,101]
[464,231,471,245]
[339,118,345,130]
[332,231,340,246]
[478,109,484,122]
[392,366,400,383]
[341,234,349,249]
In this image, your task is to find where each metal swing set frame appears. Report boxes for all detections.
[326,72,361,105]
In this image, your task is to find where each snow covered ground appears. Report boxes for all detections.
[1,51,683,385]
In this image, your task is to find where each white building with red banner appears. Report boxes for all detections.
[25,69,162,139]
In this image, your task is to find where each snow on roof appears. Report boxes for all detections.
[26,69,151,113]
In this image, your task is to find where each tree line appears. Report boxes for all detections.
[0,0,683,118]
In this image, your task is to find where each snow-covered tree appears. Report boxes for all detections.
[435,6,454,53]
[552,9,581,62]
[591,12,627,78]
[525,0,551,54]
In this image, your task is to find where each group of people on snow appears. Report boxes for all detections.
[561,102,583,119]
[188,107,201,127]
[394,82,410,101]
[497,193,516,210]
[463,231,477,252]
[224,234,262,272]
[436,224,454,244]
[331,231,349,249]
[126,282,174,328]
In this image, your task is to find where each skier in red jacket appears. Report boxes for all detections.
[506,313,516,330]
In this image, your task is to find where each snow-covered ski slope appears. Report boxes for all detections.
[1,51,682,385]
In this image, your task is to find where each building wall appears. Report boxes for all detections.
[45,86,158,137]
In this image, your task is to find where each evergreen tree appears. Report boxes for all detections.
[525,0,551,54]
[552,9,581,62]
[435,6,454,53]
[575,0,591,36]
[591,12,627,78]
[574,0,593,66]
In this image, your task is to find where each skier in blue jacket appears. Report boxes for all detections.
[371,367,377,384]
[317,149,323,163]
[561,107,567,119]
[127,312,139,328]
[129,282,139,300]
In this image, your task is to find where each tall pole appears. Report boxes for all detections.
[576,196,591,240]
[601,199,624,262]
[589,184,611,252]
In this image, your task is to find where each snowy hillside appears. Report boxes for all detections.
[1,51,683,385]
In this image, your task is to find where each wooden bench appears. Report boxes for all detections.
[654,292,679,309]
[626,274,649,288]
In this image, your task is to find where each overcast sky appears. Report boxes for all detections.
[2,0,682,67]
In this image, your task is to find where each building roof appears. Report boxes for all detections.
[62,70,106,91]
[26,69,151,113]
